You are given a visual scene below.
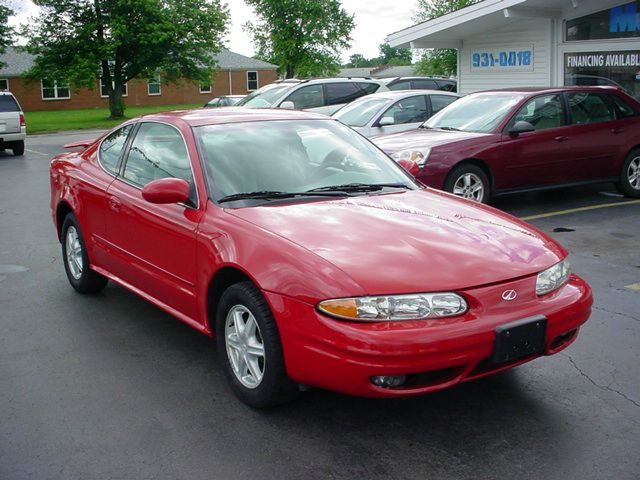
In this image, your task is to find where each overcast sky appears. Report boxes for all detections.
[8,0,420,62]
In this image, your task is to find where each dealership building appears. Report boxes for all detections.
[387,0,640,98]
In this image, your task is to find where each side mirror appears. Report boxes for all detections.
[142,178,191,205]
[397,158,420,176]
[378,116,394,126]
[508,120,535,136]
[280,101,295,110]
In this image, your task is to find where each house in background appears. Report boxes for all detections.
[338,65,420,78]
[0,48,278,112]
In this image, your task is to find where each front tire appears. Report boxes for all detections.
[61,213,108,293]
[444,163,490,203]
[216,282,298,408]
[616,149,640,198]
[12,140,25,156]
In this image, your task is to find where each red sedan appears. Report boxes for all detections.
[373,86,640,203]
[50,108,592,407]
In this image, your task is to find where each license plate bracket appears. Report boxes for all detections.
[492,315,547,363]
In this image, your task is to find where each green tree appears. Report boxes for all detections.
[22,0,229,119]
[378,43,412,66]
[0,3,14,69]
[245,0,355,78]
[413,0,479,76]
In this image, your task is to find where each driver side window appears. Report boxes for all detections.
[381,96,429,125]
[508,94,565,131]
[122,123,193,188]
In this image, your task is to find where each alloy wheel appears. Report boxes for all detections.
[452,172,484,201]
[225,305,266,389]
[65,226,84,280]
[628,156,640,190]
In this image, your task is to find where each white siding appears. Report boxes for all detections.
[459,19,553,94]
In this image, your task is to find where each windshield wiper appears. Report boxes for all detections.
[218,190,346,203]
[438,126,461,131]
[307,182,408,193]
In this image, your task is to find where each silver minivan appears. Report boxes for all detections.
[0,92,26,156]
[236,78,388,116]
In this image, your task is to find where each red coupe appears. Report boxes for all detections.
[50,108,592,407]
[373,86,640,203]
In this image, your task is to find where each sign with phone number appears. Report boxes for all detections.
[471,46,534,72]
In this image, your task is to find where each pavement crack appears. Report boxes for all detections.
[563,354,640,409]
[593,305,640,323]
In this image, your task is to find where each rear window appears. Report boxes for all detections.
[412,79,438,89]
[388,80,411,91]
[567,92,614,124]
[0,95,20,112]
[325,83,363,105]
[357,82,380,94]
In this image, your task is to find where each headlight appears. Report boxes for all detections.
[317,292,467,321]
[390,147,431,166]
[536,258,571,295]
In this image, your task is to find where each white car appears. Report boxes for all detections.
[0,91,26,156]
[332,89,459,138]
[236,78,388,116]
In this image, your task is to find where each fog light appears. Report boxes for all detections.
[371,375,407,388]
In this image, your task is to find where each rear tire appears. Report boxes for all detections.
[12,140,24,156]
[216,281,298,408]
[61,213,108,294]
[616,149,640,198]
[444,163,490,203]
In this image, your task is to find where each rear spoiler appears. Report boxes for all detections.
[63,139,95,149]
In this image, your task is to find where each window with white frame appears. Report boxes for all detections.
[199,83,211,94]
[0,79,8,91]
[147,75,161,95]
[100,78,128,97]
[247,71,258,91]
[41,79,71,100]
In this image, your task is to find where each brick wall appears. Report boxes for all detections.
[2,69,278,112]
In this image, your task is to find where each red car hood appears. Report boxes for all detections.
[228,189,564,295]
[372,128,490,154]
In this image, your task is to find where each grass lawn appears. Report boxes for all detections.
[25,103,203,134]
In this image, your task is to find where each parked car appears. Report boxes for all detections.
[50,107,592,407]
[203,95,245,108]
[0,91,26,156]
[382,76,457,92]
[235,78,388,115]
[332,89,459,138]
[373,86,640,203]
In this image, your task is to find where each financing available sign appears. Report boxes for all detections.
[566,52,640,68]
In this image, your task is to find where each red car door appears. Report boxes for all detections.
[103,121,202,322]
[561,91,619,181]
[498,93,573,189]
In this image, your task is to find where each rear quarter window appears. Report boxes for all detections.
[610,94,639,118]
[0,95,20,112]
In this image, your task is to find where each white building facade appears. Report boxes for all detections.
[386,0,640,98]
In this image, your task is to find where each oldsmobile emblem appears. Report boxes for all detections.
[502,289,517,301]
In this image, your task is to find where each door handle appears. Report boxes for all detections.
[553,135,568,142]
[611,127,624,134]
[109,196,122,212]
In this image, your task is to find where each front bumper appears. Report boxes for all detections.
[265,273,592,397]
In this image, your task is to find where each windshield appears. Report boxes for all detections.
[194,119,417,203]
[236,83,296,107]
[424,93,525,133]
[333,97,389,127]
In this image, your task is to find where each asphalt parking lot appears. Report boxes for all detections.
[1,131,639,480]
